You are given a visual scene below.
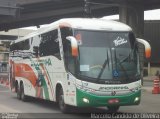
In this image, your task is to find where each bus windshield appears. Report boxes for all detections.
[74,30,140,84]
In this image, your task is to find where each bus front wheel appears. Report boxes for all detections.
[58,88,70,113]
[107,106,120,113]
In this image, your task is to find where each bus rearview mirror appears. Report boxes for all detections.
[136,38,151,58]
[66,36,78,57]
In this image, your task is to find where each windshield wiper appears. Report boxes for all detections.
[97,59,108,80]
[97,50,109,81]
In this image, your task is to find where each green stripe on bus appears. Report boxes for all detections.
[34,66,50,100]
[43,65,54,97]
[30,59,50,100]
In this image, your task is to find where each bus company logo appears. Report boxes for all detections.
[99,86,129,91]
[10,51,32,58]
[31,58,52,67]
[113,37,127,46]
[44,58,52,66]
[104,80,121,84]
[111,91,116,96]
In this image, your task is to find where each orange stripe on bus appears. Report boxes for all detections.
[14,63,37,87]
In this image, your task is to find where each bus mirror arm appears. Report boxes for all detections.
[136,38,151,59]
[66,36,78,57]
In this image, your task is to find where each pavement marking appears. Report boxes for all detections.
[0,104,21,113]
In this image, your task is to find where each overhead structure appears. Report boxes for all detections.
[0,0,118,31]
[0,0,19,16]
[0,0,160,33]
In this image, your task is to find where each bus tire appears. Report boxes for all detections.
[17,84,21,100]
[107,106,119,113]
[58,88,69,113]
[20,83,28,102]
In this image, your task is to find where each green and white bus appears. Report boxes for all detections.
[9,18,151,113]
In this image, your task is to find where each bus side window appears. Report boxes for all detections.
[11,39,30,51]
[10,39,30,58]
[39,29,61,59]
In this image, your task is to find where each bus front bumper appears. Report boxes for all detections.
[76,89,141,107]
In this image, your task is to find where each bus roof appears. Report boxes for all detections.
[11,18,132,44]
[58,18,132,31]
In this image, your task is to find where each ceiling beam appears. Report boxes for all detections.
[15,0,52,5]
[0,6,117,30]
[0,5,111,24]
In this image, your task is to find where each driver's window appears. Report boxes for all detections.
[60,27,75,75]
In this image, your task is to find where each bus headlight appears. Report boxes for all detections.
[83,98,89,103]
[134,97,139,102]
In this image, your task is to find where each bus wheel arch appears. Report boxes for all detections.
[56,83,62,103]
[56,83,70,113]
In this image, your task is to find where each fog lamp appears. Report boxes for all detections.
[83,98,89,103]
[134,97,139,102]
